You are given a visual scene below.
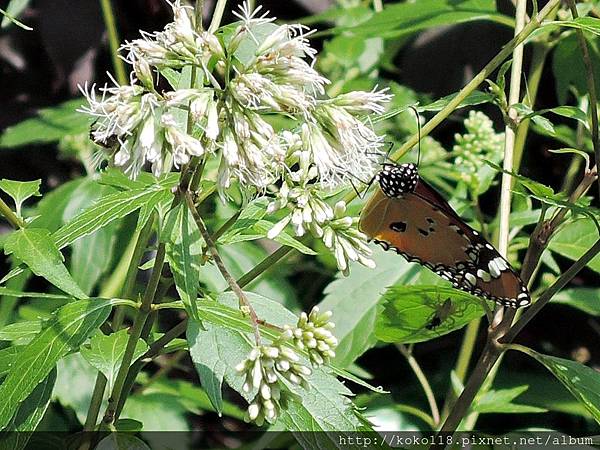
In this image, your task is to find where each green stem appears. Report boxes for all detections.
[237,245,294,289]
[566,0,600,202]
[397,344,440,427]
[103,243,166,424]
[0,198,24,229]
[82,217,154,431]
[498,0,526,257]
[99,0,127,85]
[394,404,434,429]
[208,0,228,34]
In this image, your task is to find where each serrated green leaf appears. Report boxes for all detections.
[52,186,167,249]
[318,248,422,367]
[474,385,546,414]
[80,329,148,393]
[187,292,297,414]
[0,99,90,148]
[0,179,40,217]
[64,180,118,295]
[0,369,55,450]
[0,298,119,429]
[279,368,370,443]
[553,288,600,316]
[162,203,202,320]
[549,218,600,274]
[514,346,600,425]
[375,285,486,343]
[3,228,87,299]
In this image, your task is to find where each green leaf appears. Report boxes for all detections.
[375,285,486,343]
[514,346,600,424]
[0,320,41,344]
[188,293,371,436]
[80,329,149,392]
[162,203,203,320]
[279,368,370,442]
[64,180,118,295]
[318,248,422,367]
[0,287,71,300]
[473,385,546,414]
[0,179,40,217]
[552,33,600,104]
[548,148,590,171]
[549,218,600,274]
[96,434,150,450]
[551,17,600,36]
[254,220,317,255]
[0,347,19,378]
[121,392,189,431]
[140,378,245,420]
[420,90,494,112]
[553,288,600,316]
[187,292,297,414]
[0,370,55,449]
[1,0,32,30]
[52,186,168,249]
[53,353,97,424]
[3,228,87,299]
[0,298,119,429]
[329,0,512,39]
[0,99,90,148]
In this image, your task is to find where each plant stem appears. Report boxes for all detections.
[99,0,127,85]
[373,0,383,12]
[82,217,155,431]
[185,192,261,343]
[114,317,188,419]
[440,318,480,421]
[208,0,228,33]
[389,0,560,167]
[504,238,600,343]
[397,344,440,427]
[103,243,167,424]
[566,0,600,201]
[0,198,24,229]
[498,0,526,257]
[237,245,294,289]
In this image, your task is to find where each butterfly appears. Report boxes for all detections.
[359,162,530,308]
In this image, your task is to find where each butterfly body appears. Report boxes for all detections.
[359,163,530,308]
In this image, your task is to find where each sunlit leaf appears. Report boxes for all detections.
[0,179,40,217]
[3,228,87,299]
[553,288,600,316]
[375,285,486,343]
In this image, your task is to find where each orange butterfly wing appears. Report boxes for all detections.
[359,182,530,307]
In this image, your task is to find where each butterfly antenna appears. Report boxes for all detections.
[408,105,422,167]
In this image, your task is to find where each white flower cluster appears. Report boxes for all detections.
[236,306,338,425]
[282,306,338,365]
[80,0,391,272]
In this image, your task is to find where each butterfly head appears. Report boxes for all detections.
[377,163,419,198]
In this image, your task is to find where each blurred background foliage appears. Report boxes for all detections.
[1,0,600,445]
